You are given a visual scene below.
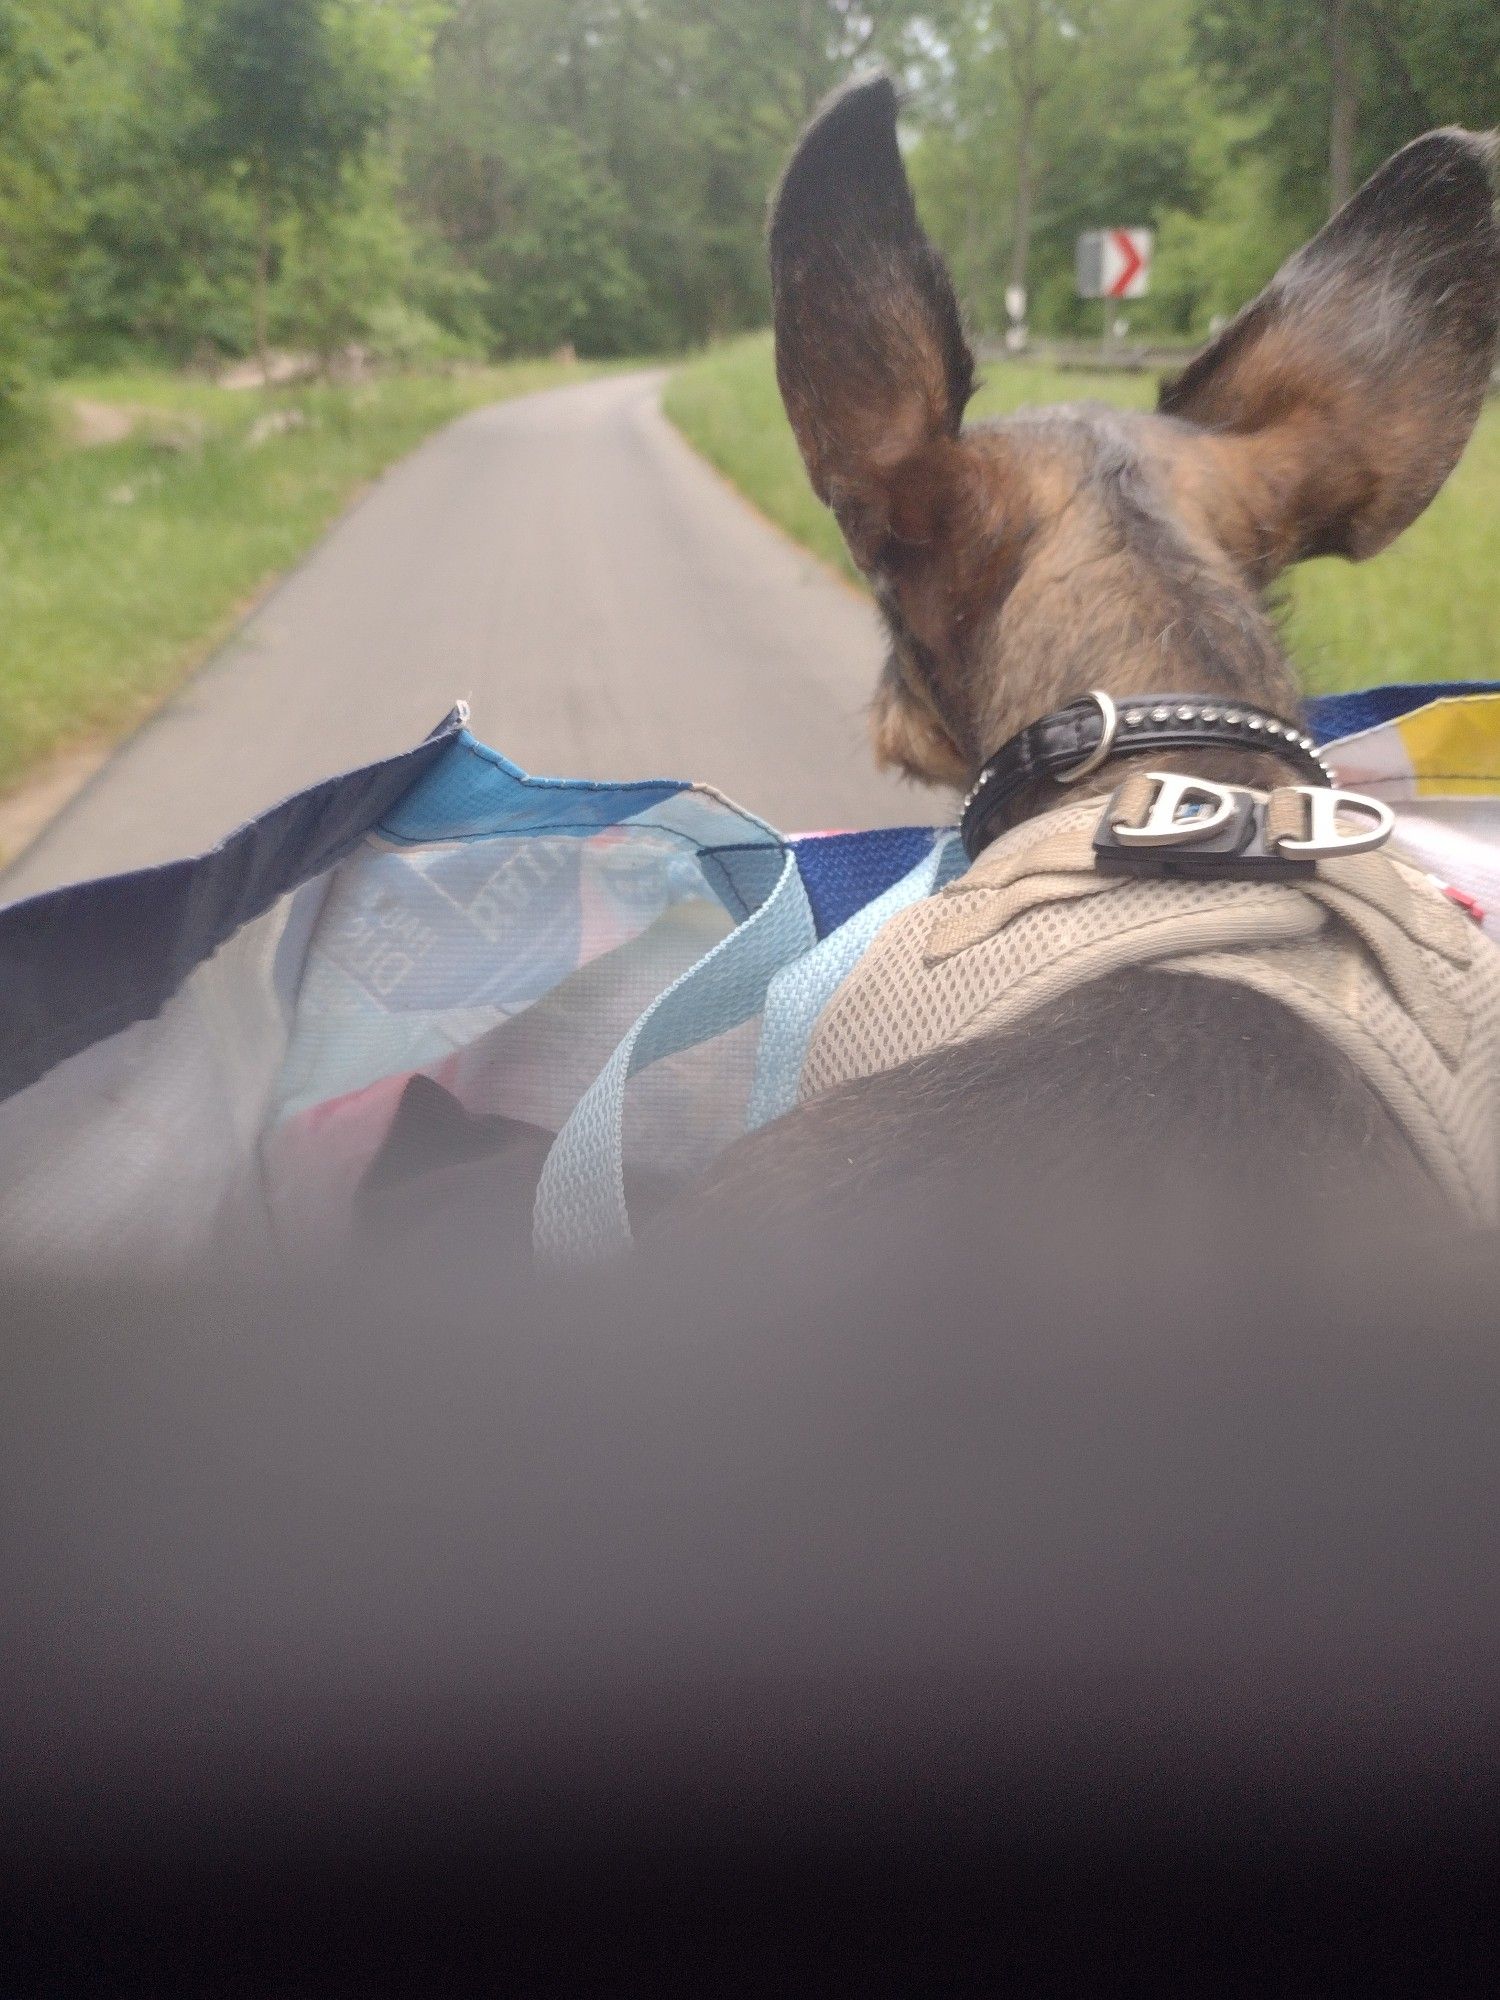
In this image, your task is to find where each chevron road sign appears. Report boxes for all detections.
[1075,228,1153,300]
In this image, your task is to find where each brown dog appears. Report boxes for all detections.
[684,79,1500,1233]
[768,74,1497,802]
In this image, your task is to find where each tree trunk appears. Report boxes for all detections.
[1008,87,1037,301]
[253,173,272,382]
[798,0,822,121]
[961,162,984,324]
[1327,0,1357,215]
[1006,1,1044,313]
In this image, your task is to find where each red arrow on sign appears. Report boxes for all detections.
[1106,229,1145,300]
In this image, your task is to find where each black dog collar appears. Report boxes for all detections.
[959,690,1334,861]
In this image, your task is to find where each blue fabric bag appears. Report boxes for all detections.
[0,713,953,1269]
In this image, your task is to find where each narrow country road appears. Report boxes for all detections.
[2,370,938,902]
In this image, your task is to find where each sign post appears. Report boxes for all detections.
[1075,228,1153,356]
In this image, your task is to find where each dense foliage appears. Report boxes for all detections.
[1,0,1496,412]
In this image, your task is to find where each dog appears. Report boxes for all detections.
[682,76,1500,1235]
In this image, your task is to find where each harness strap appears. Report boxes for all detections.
[800,795,1500,1223]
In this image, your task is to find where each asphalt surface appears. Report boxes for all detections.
[2,370,936,902]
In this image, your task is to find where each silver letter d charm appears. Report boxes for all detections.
[1270,785,1395,859]
[1111,772,1242,848]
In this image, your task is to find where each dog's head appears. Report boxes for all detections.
[769,76,1499,786]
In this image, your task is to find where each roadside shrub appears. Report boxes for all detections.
[361,299,480,371]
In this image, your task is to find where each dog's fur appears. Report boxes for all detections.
[687,79,1499,1226]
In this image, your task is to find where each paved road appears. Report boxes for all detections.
[3,370,936,901]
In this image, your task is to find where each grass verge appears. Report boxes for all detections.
[0,358,610,801]
[665,332,1499,695]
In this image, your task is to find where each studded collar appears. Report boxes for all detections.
[960,690,1333,861]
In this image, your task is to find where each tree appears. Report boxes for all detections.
[405,0,656,353]
[4,0,1492,397]
[1374,0,1500,128]
[183,0,407,371]
[904,2,1070,326]
[403,0,924,356]
[1326,0,1356,211]
[908,0,1214,335]
[0,0,83,419]
[995,3,1084,310]
[1192,0,1499,226]
[48,1,257,366]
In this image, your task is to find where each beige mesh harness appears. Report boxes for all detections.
[799,794,1500,1223]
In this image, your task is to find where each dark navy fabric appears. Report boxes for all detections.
[792,827,942,939]
[0,716,464,1107]
[1306,683,1500,745]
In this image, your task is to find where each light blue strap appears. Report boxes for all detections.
[533,845,817,1264]
[745,832,961,1132]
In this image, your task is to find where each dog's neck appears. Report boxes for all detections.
[954,545,1315,829]
[971,663,1311,836]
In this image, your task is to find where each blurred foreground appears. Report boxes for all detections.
[4,1144,1497,1991]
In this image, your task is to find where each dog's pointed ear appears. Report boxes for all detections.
[1161,129,1500,570]
[769,72,977,581]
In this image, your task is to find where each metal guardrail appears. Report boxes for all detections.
[975,337,1194,374]
[980,339,1500,394]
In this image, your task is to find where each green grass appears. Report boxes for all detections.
[0,357,610,797]
[665,331,1500,694]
